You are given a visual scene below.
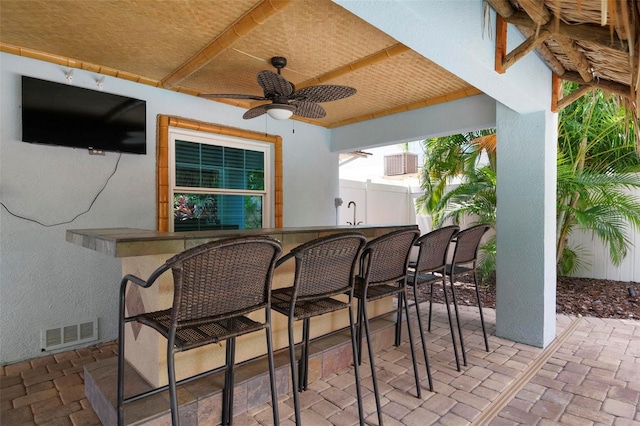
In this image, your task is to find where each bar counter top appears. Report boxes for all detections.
[66,224,417,258]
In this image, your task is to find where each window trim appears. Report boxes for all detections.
[157,115,282,231]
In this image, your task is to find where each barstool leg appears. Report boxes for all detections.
[395,291,403,347]
[441,276,461,372]
[288,317,302,425]
[412,284,434,391]
[348,305,365,426]
[356,300,364,365]
[427,282,434,332]
[401,291,422,398]
[265,311,280,426]
[362,299,384,426]
[222,337,236,425]
[300,318,311,391]
[473,270,490,352]
[167,345,180,426]
[117,322,126,426]
[448,273,467,366]
[117,285,128,426]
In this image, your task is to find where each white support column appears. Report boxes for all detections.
[495,104,557,348]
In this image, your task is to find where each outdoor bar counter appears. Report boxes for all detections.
[67,224,417,388]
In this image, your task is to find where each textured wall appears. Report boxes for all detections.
[495,105,558,348]
[0,53,338,364]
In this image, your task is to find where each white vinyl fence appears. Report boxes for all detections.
[338,180,417,227]
[568,184,640,282]
[339,179,640,282]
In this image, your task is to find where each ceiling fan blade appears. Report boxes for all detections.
[291,101,326,119]
[257,70,293,97]
[242,104,269,119]
[292,85,356,103]
[199,93,267,101]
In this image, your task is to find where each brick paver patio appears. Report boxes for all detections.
[1,302,638,425]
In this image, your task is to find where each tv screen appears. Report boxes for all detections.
[21,76,147,154]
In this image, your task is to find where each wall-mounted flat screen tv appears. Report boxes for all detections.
[21,76,147,154]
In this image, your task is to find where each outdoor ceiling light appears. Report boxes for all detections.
[265,104,295,120]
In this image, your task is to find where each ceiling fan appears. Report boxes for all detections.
[199,56,356,120]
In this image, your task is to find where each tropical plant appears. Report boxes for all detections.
[416,129,496,222]
[417,83,640,277]
[555,84,640,274]
[416,130,497,282]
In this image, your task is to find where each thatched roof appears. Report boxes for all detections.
[488,0,640,112]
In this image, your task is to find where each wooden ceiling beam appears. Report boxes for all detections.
[495,14,507,74]
[517,0,550,24]
[294,43,410,90]
[551,73,561,112]
[562,71,631,97]
[557,84,594,111]
[503,29,550,72]
[486,0,516,18]
[517,26,566,75]
[161,0,293,89]
[555,36,593,82]
[487,0,565,75]
[506,11,628,53]
[512,0,594,83]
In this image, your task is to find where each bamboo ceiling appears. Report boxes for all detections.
[1,0,639,126]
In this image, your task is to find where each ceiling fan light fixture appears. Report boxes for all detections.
[265,103,295,120]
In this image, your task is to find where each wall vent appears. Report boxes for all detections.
[41,318,98,351]
[384,152,418,176]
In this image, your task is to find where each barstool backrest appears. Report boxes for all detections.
[450,224,491,267]
[165,236,282,325]
[285,232,367,301]
[360,228,420,286]
[414,225,460,273]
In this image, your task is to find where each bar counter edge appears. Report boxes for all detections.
[66,224,418,258]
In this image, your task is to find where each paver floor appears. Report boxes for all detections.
[1,303,638,425]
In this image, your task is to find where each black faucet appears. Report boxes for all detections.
[347,201,362,225]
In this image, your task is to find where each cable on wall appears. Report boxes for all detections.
[0,153,122,227]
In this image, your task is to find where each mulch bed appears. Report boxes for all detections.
[408,275,640,320]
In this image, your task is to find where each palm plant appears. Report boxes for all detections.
[416,129,496,221]
[417,83,640,277]
[556,84,640,274]
[416,130,497,281]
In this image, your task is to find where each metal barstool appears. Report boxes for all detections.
[406,225,460,375]
[446,224,492,367]
[271,232,367,425]
[354,228,421,426]
[117,236,282,426]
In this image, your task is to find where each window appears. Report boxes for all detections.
[156,116,282,232]
[169,130,270,232]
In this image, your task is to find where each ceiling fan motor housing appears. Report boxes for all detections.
[271,56,287,72]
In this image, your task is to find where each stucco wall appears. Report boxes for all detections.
[0,53,338,364]
[331,94,496,152]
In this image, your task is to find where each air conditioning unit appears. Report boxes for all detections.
[384,152,418,176]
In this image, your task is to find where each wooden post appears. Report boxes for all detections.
[495,14,507,74]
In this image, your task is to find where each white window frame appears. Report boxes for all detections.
[167,126,273,231]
